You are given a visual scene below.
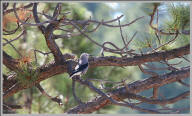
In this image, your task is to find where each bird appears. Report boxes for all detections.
[70,53,90,78]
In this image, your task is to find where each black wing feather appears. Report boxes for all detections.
[70,63,88,77]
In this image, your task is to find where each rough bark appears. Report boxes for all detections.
[3,44,189,99]
[67,68,189,114]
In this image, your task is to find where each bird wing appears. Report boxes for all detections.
[77,63,88,72]
[75,64,79,70]
[70,63,88,77]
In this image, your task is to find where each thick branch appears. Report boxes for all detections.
[32,3,45,33]
[33,3,64,63]
[123,91,189,105]
[44,23,64,63]
[89,44,189,67]
[3,45,189,99]
[3,51,19,71]
[67,68,189,113]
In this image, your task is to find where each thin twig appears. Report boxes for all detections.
[118,19,128,51]
[35,83,63,106]
[33,49,51,65]
[3,38,22,56]
[72,79,83,104]
[13,3,57,27]
[68,16,145,28]
[122,31,137,50]
[73,76,161,114]
[153,31,179,51]
[138,64,158,76]
[3,22,20,35]
[177,80,189,87]
[3,30,26,46]
[4,3,33,15]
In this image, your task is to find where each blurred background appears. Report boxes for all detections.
[3,2,190,114]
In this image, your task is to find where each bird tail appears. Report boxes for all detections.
[69,72,75,77]
[69,71,81,78]
[69,70,77,78]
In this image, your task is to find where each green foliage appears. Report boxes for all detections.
[15,61,39,87]
[133,3,190,51]
[166,4,190,31]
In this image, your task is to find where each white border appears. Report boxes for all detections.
[1,1,191,116]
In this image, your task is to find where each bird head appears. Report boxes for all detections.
[80,53,90,64]
[80,53,90,59]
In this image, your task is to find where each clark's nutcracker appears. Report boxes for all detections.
[70,53,90,78]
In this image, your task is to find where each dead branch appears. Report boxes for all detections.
[72,76,161,114]
[89,44,189,67]
[35,83,63,106]
[153,31,179,51]
[122,91,189,105]
[177,80,189,87]
[68,16,145,28]
[13,3,57,27]
[67,67,189,113]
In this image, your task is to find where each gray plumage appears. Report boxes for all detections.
[70,53,90,78]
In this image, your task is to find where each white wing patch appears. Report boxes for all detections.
[71,71,82,78]
[75,65,79,70]
[73,71,82,76]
